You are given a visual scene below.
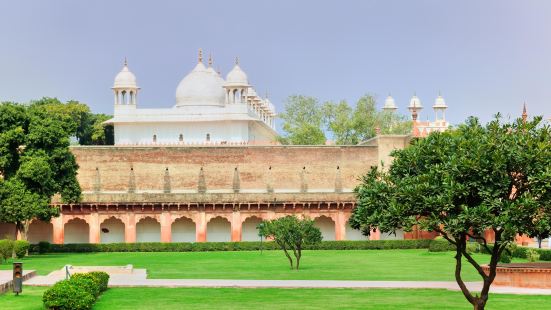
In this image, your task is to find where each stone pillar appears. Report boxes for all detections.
[160,212,172,243]
[335,211,346,241]
[369,228,381,240]
[89,213,100,244]
[52,215,64,244]
[125,213,136,243]
[231,211,242,242]
[196,211,207,242]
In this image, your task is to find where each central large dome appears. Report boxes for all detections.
[175,62,225,107]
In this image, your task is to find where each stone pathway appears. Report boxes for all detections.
[22,266,551,295]
[0,270,36,293]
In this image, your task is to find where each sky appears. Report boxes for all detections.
[0,0,550,130]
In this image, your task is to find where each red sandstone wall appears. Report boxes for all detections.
[71,146,379,192]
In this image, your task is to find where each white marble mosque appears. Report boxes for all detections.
[106,49,278,146]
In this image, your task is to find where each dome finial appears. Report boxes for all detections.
[208,53,213,67]
[235,56,239,65]
[198,48,203,63]
[124,57,128,66]
[522,102,528,123]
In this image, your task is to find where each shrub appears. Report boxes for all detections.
[43,280,95,310]
[466,243,480,254]
[0,239,14,263]
[499,252,512,263]
[88,271,110,292]
[526,248,540,262]
[13,240,30,258]
[428,239,453,252]
[38,241,51,254]
[69,274,100,297]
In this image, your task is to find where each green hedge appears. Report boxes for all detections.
[428,240,454,252]
[31,240,434,253]
[477,243,551,261]
[42,272,110,310]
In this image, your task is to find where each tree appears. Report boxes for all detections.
[323,95,412,144]
[90,114,115,145]
[259,216,322,270]
[278,96,326,145]
[0,101,81,240]
[350,116,551,310]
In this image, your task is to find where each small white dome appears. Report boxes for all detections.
[433,94,447,108]
[383,95,397,110]
[408,95,423,110]
[175,62,226,107]
[113,62,138,88]
[225,64,249,87]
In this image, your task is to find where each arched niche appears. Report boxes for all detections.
[206,217,231,242]
[136,217,160,242]
[345,220,368,241]
[242,216,263,242]
[172,217,196,242]
[64,218,89,244]
[314,216,336,241]
[28,220,53,244]
[100,217,125,243]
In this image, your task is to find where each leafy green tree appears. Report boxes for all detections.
[278,96,326,145]
[0,101,81,240]
[350,116,551,310]
[323,95,412,144]
[259,216,322,269]
[90,114,114,145]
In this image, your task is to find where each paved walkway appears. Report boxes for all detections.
[22,266,551,295]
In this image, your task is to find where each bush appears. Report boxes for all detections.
[42,280,95,310]
[38,241,51,254]
[70,274,100,297]
[30,240,435,253]
[88,271,110,292]
[499,252,512,263]
[526,248,540,262]
[13,240,30,258]
[428,239,453,252]
[0,239,14,263]
[466,242,480,254]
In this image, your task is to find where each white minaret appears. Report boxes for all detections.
[383,94,398,112]
[432,93,448,122]
[112,58,139,107]
[224,57,249,104]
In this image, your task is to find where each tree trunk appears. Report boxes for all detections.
[538,238,542,249]
[472,297,486,310]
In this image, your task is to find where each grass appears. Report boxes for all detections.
[0,249,511,281]
[1,286,550,310]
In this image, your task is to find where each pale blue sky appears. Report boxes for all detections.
[0,0,550,129]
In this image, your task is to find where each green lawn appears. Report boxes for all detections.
[0,249,509,281]
[1,286,549,310]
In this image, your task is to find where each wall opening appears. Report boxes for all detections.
[314,216,335,241]
[100,217,125,243]
[206,217,230,242]
[171,217,195,242]
[380,229,405,240]
[136,217,160,242]
[28,220,53,243]
[345,221,368,241]
[64,218,89,244]
[242,216,262,241]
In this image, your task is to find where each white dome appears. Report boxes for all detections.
[433,94,447,108]
[408,95,423,110]
[383,95,397,110]
[225,64,249,87]
[175,62,226,107]
[113,62,138,88]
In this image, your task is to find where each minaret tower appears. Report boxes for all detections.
[224,57,249,104]
[408,93,423,119]
[522,102,528,124]
[432,92,448,123]
[113,58,139,108]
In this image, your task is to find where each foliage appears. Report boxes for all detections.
[258,216,322,269]
[278,95,327,145]
[29,240,435,253]
[526,248,540,262]
[42,279,96,310]
[90,114,115,145]
[0,99,82,240]
[428,240,453,252]
[88,271,110,292]
[351,115,551,309]
[70,274,101,297]
[13,240,30,258]
[0,239,14,263]
[278,94,411,145]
